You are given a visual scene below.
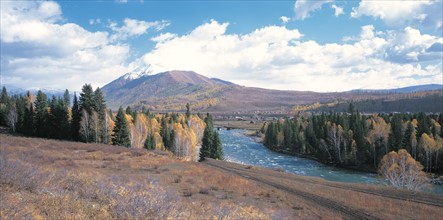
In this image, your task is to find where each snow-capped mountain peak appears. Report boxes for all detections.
[122,65,153,80]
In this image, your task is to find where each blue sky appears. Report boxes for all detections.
[1,0,442,92]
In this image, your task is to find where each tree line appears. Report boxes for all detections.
[262,104,443,174]
[0,85,223,161]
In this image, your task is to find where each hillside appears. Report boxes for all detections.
[101,70,376,112]
[102,69,442,113]
[1,133,442,219]
[350,84,443,94]
[317,91,443,113]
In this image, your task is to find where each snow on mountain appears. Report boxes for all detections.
[122,66,153,80]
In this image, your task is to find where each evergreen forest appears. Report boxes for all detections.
[262,104,443,174]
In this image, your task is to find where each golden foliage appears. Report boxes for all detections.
[378,149,428,190]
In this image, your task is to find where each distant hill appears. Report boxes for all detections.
[317,92,443,113]
[350,84,442,94]
[102,69,443,113]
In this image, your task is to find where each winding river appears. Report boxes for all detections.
[219,128,443,194]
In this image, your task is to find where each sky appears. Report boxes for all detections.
[1,0,442,92]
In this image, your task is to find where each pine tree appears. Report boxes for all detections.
[94,88,107,143]
[63,89,70,106]
[126,106,134,118]
[199,113,224,161]
[144,133,155,150]
[0,86,9,126]
[71,93,81,141]
[23,102,34,136]
[79,84,95,114]
[211,131,223,160]
[199,121,213,161]
[79,84,95,142]
[34,90,48,137]
[160,117,175,150]
[112,107,131,147]
[186,103,191,118]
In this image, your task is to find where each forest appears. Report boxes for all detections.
[317,91,442,113]
[262,104,443,174]
[0,85,222,162]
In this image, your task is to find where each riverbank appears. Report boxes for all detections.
[219,128,443,194]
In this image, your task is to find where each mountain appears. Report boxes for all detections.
[102,69,443,113]
[3,84,66,97]
[349,84,442,94]
[102,69,325,112]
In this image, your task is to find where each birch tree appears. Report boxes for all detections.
[378,149,428,190]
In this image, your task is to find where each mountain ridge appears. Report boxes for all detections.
[101,70,442,112]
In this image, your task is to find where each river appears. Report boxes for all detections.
[219,128,443,194]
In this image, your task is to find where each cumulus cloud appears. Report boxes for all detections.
[331,4,344,17]
[351,0,442,30]
[142,20,442,92]
[280,16,290,24]
[294,0,332,20]
[109,18,170,41]
[0,1,131,91]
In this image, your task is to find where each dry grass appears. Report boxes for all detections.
[2,133,441,219]
[0,134,288,219]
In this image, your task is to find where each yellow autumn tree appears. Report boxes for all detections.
[367,115,390,168]
[132,114,149,148]
[188,115,205,144]
[419,133,436,172]
[378,149,428,190]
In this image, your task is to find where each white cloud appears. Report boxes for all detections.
[115,0,128,4]
[294,0,332,20]
[89,18,101,25]
[109,18,170,41]
[151,33,177,43]
[331,4,343,17]
[142,20,442,92]
[351,0,441,30]
[383,27,443,63]
[0,1,131,91]
[280,16,290,24]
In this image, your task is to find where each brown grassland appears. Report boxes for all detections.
[1,133,442,219]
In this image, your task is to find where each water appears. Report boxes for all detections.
[219,128,443,194]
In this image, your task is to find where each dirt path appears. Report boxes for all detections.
[215,161,443,208]
[205,160,378,220]
[204,159,443,219]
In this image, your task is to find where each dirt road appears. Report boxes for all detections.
[204,159,443,219]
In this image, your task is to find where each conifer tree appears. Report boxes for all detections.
[199,121,213,161]
[186,103,191,118]
[112,107,131,147]
[23,102,34,136]
[0,86,9,126]
[211,131,223,160]
[199,113,224,161]
[63,89,70,106]
[144,133,155,150]
[71,93,81,141]
[79,84,95,114]
[94,88,107,143]
[34,90,48,137]
[79,84,96,142]
[160,117,175,150]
